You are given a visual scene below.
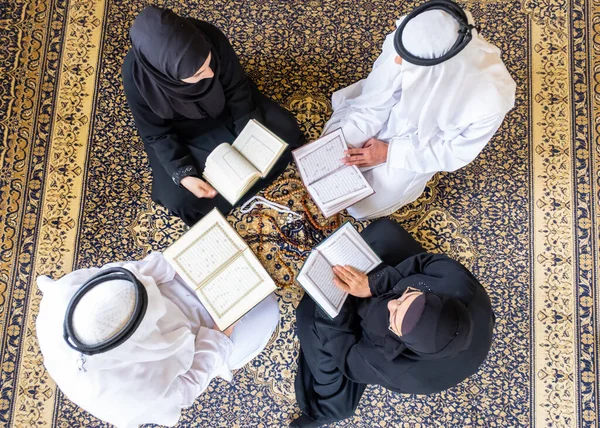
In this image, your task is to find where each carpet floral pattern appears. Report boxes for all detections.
[0,0,598,426]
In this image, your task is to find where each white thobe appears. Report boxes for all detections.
[36,252,279,428]
[323,15,516,220]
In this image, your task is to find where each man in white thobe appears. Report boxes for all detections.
[322,6,517,220]
[36,252,280,428]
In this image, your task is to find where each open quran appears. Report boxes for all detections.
[203,119,288,205]
[293,129,374,217]
[296,223,381,318]
[163,208,276,330]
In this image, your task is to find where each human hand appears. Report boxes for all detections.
[332,265,372,298]
[343,138,388,167]
[213,322,237,338]
[180,176,218,199]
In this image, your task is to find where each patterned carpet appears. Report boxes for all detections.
[0,0,598,426]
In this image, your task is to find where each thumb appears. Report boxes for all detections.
[196,180,210,190]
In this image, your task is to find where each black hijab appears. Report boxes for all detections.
[129,6,226,119]
[360,290,473,362]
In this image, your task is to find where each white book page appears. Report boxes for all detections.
[203,165,238,206]
[204,143,260,201]
[320,187,375,217]
[232,120,286,175]
[308,166,370,206]
[294,129,347,185]
[198,250,276,330]
[301,250,347,316]
[163,209,247,288]
[319,223,381,274]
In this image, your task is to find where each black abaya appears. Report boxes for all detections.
[123,11,304,225]
[293,219,495,426]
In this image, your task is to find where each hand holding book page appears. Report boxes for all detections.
[293,129,374,217]
[203,143,260,204]
[296,223,381,318]
[163,209,276,330]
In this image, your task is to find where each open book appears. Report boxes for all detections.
[293,129,374,217]
[203,119,288,205]
[296,223,381,318]
[163,208,276,330]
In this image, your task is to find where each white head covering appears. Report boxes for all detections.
[36,252,195,427]
[395,10,516,141]
[401,10,460,59]
[71,279,137,345]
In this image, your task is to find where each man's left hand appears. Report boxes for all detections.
[343,138,388,167]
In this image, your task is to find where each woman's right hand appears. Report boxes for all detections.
[180,176,218,199]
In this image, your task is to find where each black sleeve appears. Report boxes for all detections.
[369,253,477,302]
[193,21,263,134]
[313,298,381,384]
[367,264,404,297]
[122,53,197,185]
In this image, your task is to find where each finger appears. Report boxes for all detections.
[333,265,354,282]
[344,265,362,278]
[199,182,218,198]
[344,148,366,156]
[198,181,213,192]
[344,155,366,165]
[196,187,215,199]
[346,158,371,167]
[333,275,351,292]
[343,158,359,166]
[205,185,218,197]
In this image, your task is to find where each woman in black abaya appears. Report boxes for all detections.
[122,6,304,225]
[292,219,495,427]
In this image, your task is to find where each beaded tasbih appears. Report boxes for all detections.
[263,177,340,232]
[242,177,341,288]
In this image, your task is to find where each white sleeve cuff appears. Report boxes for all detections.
[386,134,414,169]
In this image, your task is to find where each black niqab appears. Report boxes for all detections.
[129,6,225,119]
[360,290,474,362]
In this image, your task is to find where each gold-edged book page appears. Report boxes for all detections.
[197,248,276,330]
[203,167,237,206]
[232,119,288,177]
[163,208,276,330]
[163,209,247,288]
[203,142,261,205]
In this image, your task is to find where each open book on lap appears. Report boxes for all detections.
[203,119,288,205]
[296,223,382,318]
[293,129,374,217]
[163,208,276,330]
